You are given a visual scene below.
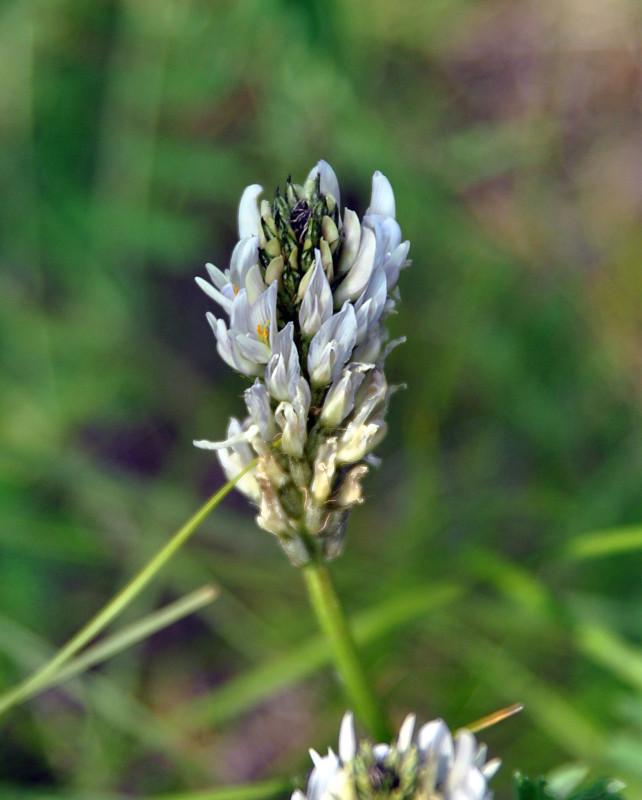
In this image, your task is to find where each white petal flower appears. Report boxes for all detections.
[336,419,387,464]
[310,438,338,505]
[308,302,358,388]
[206,312,263,377]
[320,363,371,428]
[265,323,300,402]
[299,251,333,336]
[275,377,311,457]
[194,162,409,563]
[334,464,368,507]
[244,380,278,440]
[255,470,293,536]
[194,418,260,503]
[294,712,498,800]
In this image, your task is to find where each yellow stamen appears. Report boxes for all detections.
[464,703,524,734]
[256,321,270,344]
[233,284,240,295]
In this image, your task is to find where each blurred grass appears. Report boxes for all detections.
[0,0,640,797]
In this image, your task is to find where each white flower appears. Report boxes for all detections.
[292,712,500,800]
[299,252,334,336]
[194,161,409,563]
[194,418,261,503]
[308,302,358,388]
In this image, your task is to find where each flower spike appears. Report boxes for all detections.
[195,161,410,564]
[292,712,499,800]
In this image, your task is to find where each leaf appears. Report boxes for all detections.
[514,773,627,800]
[564,527,642,560]
[514,773,558,800]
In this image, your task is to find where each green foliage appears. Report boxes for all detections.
[514,773,626,800]
[0,0,639,797]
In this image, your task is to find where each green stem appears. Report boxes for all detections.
[302,560,389,741]
[0,463,255,717]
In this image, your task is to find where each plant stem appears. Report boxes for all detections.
[302,560,389,741]
[0,463,255,717]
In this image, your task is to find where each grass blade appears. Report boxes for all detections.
[42,584,218,689]
[0,463,255,717]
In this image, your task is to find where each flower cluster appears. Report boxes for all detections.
[292,712,500,800]
[195,161,409,565]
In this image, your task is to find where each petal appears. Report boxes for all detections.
[364,214,402,258]
[229,331,271,364]
[255,472,292,535]
[397,713,416,753]
[308,303,357,387]
[366,170,395,218]
[333,226,376,307]
[196,276,233,315]
[320,363,370,427]
[207,313,255,375]
[417,718,454,785]
[461,767,487,800]
[247,280,278,345]
[238,184,263,238]
[335,464,368,507]
[204,262,229,290]
[382,240,410,291]
[193,423,259,451]
[311,438,338,504]
[338,208,361,274]
[338,711,356,763]
[336,420,386,464]
[373,743,390,762]
[244,381,277,440]
[201,418,261,502]
[299,252,333,336]
[482,758,502,780]
[265,322,300,401]
[307,159,340,210]
[229,236,260,287]
[306,750,341,800]
[449,731,476,787]
[244,263,266,305]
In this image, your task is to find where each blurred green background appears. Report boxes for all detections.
[0,0,640,797]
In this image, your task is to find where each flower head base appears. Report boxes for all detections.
[292,712,501,800]
[195,161,409,565]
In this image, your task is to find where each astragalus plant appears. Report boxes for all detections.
[194,160,409,566]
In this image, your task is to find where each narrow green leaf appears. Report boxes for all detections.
[0,463,255,717]
[0,615,207,774]
[42,585,219,689]
[565,526,642,560]
[575,623,642,692]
